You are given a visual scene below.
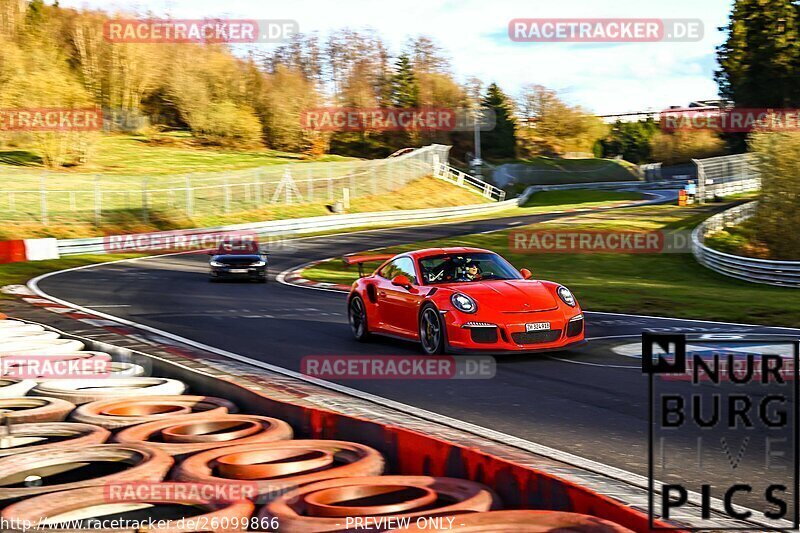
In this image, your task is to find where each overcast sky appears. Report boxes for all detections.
[56,0,734,115]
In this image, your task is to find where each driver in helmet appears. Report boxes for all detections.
[464,258,481,281]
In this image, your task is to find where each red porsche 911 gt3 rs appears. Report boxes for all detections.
[346,247,585,354]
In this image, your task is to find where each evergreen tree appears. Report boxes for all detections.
[716,0,800,107]
[390,54,419,108]
[480,83,516,159]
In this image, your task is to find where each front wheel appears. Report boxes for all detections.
[348,295,371,342]
[419,304,446,355]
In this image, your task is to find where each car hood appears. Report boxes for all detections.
[447,280,559,312]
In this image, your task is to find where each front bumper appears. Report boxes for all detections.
[444,309,585,353]
[209,266,267,280]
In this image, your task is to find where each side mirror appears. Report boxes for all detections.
[520,268,533,280]
[391,275,412,288]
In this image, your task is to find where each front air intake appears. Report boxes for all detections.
[511,329,562,345]
[567,316,584,337]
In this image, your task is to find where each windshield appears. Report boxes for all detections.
[418,253,522,284]
[212,254,263,262]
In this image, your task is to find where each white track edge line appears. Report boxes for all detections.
[27,261,782,526]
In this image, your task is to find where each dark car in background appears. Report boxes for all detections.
[208,253,268,282]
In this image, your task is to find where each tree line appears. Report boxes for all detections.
[0,0,742,169]
[0,0,622,167]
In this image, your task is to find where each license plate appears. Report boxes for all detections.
[229,269,248,273]
[526,322,550,332]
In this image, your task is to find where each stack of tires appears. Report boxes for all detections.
[0,316,634,532]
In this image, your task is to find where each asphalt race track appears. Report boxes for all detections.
[36,206,800,512]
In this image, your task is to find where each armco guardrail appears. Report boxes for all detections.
[57,197,520,256]
[521,178,688,197]
[692,202,800,288]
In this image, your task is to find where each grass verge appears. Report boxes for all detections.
[0,132,352,175]
[520,189,643,208]
[302,202,800,327]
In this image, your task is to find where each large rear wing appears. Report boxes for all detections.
[342,253,396,277]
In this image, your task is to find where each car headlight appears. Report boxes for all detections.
[557,286,576,307]
[209,261,224,267]
[251,260,266,267]
[451,293,477,314]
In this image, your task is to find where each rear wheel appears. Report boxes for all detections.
[348,295,371,341]
[419,304,446,355]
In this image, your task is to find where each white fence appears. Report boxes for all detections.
[692,202,800,288]
[433,161,506,201]
[46,147,512,256]
[1,144,484,226]
[692,154,760,200]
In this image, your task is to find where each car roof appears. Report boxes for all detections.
[403,247,493,259]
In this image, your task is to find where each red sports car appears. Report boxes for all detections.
[345,247,585,354]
